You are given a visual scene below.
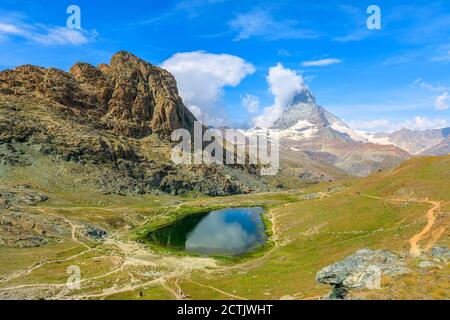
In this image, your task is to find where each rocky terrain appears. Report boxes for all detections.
[0,51,269,196]
[0,50,448,301]
[0,154,448,300]
[316,246,449,299]
[316,249,410,299]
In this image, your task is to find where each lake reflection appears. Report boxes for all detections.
[147,207,267,255]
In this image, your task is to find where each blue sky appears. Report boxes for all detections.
[0,0,449,131]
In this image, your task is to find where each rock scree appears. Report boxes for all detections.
[316,249,410,299]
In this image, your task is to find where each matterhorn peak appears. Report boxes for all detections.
[291,88,316,105]
[271,88,322,130]
[269,87,367,143]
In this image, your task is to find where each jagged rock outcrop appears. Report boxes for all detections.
[0,51,196,138]
[0,210,70,248]
[0,185,48,209]
[0,52,268,196]
[316,249,409,299]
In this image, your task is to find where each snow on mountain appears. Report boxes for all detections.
[356,131,393,146]
[269,89,367,143]
[328,119,367,142]
[357,128,450,155]
[241,89,410,177]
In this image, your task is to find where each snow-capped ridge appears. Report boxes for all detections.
[270,89,367,142]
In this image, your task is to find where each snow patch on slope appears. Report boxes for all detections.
[279,119,319,140]
[329,120,367,142]
[356,131,394,146]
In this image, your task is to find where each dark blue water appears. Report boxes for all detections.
[147,207,267,255]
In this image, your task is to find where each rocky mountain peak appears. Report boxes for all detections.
[272,89,320,130]
[0,51,196,138]
[291,88,316,105]
[271,88,364,142]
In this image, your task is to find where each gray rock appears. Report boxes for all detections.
[300,193,323,200]
[0,211,70,248]
[316,249,409,299]
[418,261,437,269]
[431,246,449,258]
[0,185,48,208]
[85,226,108,240]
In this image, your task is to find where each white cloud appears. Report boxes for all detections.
[348,119,391,131]
[31,27,94,45]
[0,22,24,35]
[333,30,370,43]
[277,49,292,57]
[413,78,448,92]
[383,51,422,66]
[229,10,319,41]
[0,21,96,45]
[412,79,449,111]
[161,51,255,126]
[349,117,449,132]
[332,5,371,43]
[241,94,260,114]
[403,116,448,130]
[432,50,450,62]
[302,58,342,67]
[253,63,307,128]
[435,92,449,110]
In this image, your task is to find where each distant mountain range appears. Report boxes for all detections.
[360,127,450,155]
[241,85,450,179]
[1,51,447,194]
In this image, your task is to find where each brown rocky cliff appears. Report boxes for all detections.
[0,51,196,138]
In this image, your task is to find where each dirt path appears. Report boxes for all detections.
[186,279,247,300]
[408,200,442,257]
[359,194,444,257]
[42,210,91,250]
[160,278,184,300]
[269,207,280,248]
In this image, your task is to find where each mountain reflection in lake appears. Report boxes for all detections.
[147,207,267,255]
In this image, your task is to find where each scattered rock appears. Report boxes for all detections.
[85,226,108,240]
[418,261,437,269]
[316,249,410,299]
[431,246,449,259]
[300,193,323,200]
[0,212,70,248]
[13,236,48,248]
[0,185,48,208]
[0,198,11,209]
[327,186,345,193]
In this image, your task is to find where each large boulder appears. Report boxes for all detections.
[316,249,409,299]
[431,246,449,259]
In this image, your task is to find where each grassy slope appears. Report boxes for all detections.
[0,155,448,299]
[179,155,450,300]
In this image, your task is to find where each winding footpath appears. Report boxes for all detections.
[360,194,445,257]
